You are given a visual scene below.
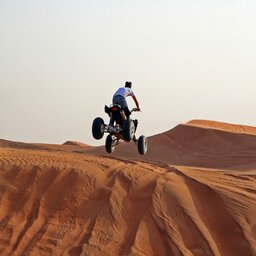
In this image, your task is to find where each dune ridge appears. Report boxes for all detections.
[0,120,256,256]
[62,141,91,147]
[186,119,256,135]
[0,139,91,153]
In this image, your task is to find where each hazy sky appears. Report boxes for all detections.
[1,0,256,145]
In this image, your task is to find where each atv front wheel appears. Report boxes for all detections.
[123,119,135,142]
[92,117,105,140]
[138,135,147,155]
[105,134,115,153]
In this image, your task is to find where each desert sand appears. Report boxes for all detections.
[0,120,256,256]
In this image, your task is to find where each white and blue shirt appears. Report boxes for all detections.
[114,87,135,98]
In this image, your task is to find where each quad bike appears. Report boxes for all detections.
[92,104,147,155]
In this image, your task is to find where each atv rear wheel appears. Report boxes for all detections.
[105,134,115,153]
[138,135,147,155]
[92,117,105,140]
[123,119,135,142]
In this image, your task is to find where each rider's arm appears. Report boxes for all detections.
[132,96,140,110]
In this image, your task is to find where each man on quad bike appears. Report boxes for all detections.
[112,81,140,119]
[92,81,147,155]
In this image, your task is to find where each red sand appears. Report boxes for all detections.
[0,120,256,256]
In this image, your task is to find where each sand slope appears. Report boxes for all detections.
[0,120,256,256]
[88,121,256,170]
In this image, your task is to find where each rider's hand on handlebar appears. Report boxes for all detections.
[131,107,141,112]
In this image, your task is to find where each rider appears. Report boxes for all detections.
[112,81,140,119]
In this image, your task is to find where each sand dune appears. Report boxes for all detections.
[62,141,91,147]
[0,139,91,153]
[88,121,256,170]
[0,120,256,256]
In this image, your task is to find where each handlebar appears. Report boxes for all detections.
[131,108,141,112]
